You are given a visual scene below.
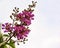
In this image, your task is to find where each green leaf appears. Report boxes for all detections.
[0,32,7,48]
[7,39,15,48]
[0,45,4,48]
[0,32,3,43]
[4,45,7,48]
[3,34,9,37]
[0,45,7,48]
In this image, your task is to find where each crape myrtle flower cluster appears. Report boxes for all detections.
[16,10,34,26]
[2,23,12,32]
[2,1,37,43]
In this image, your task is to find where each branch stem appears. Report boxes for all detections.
[0,34,13,47]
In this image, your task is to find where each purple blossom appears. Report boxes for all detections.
[2,23,30,40]
[14,25,30,39]
[16,10,34,26]
[2,9,34,40]
[1,1,36,41]
[2,23,13,32]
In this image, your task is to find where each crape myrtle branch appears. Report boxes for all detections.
[0,1,37,47]
[0,32,13,47]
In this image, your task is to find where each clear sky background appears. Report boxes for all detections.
[0,0,60,48]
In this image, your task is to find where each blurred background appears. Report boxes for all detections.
[0,0,60,48]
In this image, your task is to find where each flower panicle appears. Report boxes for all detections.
[2,1,36,44]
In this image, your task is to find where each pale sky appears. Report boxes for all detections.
[0,0,60,48]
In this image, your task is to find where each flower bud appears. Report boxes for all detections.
[10,15,13,19]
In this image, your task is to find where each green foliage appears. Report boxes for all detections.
[0,33,15,48]
[0,32,3,43]
[0,32,7,48]
[7,39,15,48]
[0,45,7,48]
[3,34,9,37]
[4,45,7,48]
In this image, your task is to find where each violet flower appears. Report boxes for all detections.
[2,23,13,32]
[14,25,30,39]
[16,10,34,26]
